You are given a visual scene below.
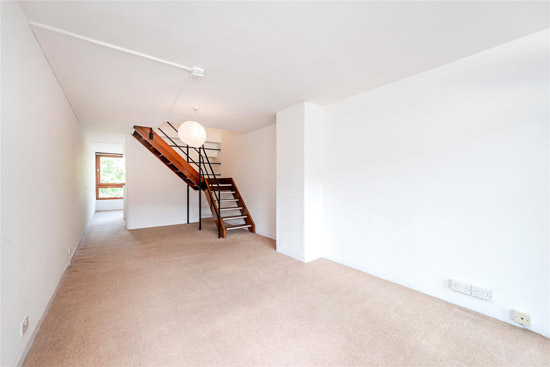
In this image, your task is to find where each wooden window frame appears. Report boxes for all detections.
[96,153,125,200]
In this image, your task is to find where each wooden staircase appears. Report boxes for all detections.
[132,125,255,238]
[204,177,256,238]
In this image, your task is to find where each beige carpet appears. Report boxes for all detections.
[24,211,549,367]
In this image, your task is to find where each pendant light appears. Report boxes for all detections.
[178,108,206,148]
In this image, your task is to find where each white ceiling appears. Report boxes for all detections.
[21,1,549,142]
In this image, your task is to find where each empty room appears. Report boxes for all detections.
[1,1,549,366]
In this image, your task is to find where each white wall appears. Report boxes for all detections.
[220,124,276,239]
[276,103,305,260]
[303,104,325,262]
[96,199,123,211]
[125,135,211,229]
[91,142,124,211]
[319,30,549,336]
[92,142,123,155]
[1,2,95,365]
[276,103,324,261]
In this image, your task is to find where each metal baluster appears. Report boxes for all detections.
[198,146,202,230]
[202,147,222,238]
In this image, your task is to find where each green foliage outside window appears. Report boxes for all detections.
[97,155,125,199]
[100,157,125,184]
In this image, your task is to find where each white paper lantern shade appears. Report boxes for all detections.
[178,121,206,148]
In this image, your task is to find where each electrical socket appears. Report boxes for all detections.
[471,285,493,302]
[450,279,471,294]
[514,311,530,326]
[20,315,29,337]
[68,247,72,255]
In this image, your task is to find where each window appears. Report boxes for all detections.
[96,153,125,200]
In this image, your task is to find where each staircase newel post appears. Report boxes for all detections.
[198,146,202,230]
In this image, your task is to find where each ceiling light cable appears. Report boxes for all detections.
[28,21,205,76]
[164,73,194,123]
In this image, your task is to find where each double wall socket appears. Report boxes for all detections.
[471,285,493,301]
[450,279,493,301]
[450,279,470,294]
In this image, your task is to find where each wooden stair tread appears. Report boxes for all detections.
[211,191,236,197]
[226,224,252,231]
[219,206,243,211]
[222,215,248,220]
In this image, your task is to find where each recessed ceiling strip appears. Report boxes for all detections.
[28,20,204,76]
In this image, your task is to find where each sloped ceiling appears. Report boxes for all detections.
[21,1,549,142]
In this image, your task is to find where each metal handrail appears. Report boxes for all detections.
[171,145,220,152]
[157,127,200,166]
